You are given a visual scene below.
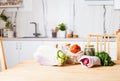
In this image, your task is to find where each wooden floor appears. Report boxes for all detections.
[0,59,120,81]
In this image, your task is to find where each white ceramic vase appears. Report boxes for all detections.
[7,29,13,38]
[0,19,6,29]
[57,31,66,38]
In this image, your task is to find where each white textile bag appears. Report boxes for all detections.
[33,46,61,66]
[78,55,101,68]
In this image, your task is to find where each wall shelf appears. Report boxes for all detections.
[0,0,23,8]
[0,5,22,8]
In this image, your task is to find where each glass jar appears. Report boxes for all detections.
[84,44,95,56]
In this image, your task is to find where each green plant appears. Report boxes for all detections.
[95,51,115,66]
[0,9,13,30]
[0,10,8,21]
[5,21,13,30]
[58,23,67,31]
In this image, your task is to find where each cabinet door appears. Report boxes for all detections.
[3,41,19,68]
[19,41,43,62]
[110,42,117,60]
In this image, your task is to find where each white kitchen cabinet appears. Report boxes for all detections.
[3,41,19,68]
[19,41,43,62]
[114,0,120,9]
[3,41,43,68]
[109,42,117,60]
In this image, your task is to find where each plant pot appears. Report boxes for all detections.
[52,32,57,38]
[0,19,6,29]
[57,31,66,38]
[7,29,13,38]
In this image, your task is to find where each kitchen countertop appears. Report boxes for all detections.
[2,37,117,42]
[2,37,87,41]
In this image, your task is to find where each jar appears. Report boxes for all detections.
[84,44,95,56]
[116,29,120,35]
[67,30,73,38]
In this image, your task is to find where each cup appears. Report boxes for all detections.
[52,32,57,38]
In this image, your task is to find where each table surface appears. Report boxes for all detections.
[0,59,120,81]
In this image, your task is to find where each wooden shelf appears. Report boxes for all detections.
[0,4,22,8]
[0,0,23,8]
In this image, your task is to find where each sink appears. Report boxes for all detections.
[22,36,47,38]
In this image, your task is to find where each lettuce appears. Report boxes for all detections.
[95,51,115,66]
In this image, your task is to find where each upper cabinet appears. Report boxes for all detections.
[85,0,114,6]
[114,0,120,9]
[0,0,23,8]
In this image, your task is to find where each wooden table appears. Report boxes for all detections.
[0,59,120,81]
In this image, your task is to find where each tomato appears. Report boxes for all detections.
[70,44,81,54]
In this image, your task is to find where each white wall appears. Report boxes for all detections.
[17,0,44,37]
[16,0,120,38]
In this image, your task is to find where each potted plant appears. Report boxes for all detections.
[51,27,58,38]
[0,9,13,37]
[57,23,67,38]
[58,23,66,31]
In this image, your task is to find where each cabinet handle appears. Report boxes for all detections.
[20,43,22,50]
[16,43,18,50]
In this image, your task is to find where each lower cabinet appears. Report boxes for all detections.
[18,41,43,62]
[3,41,20,68]
[3,41,43,68]
[109,42,117,60]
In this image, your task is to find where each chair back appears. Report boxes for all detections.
[87,34,120,60]
[0,37,7,71]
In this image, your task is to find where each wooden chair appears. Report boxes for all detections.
[87,34,120,60]
[0,37,7,71]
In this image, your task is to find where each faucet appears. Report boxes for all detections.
[30,22,41,37]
